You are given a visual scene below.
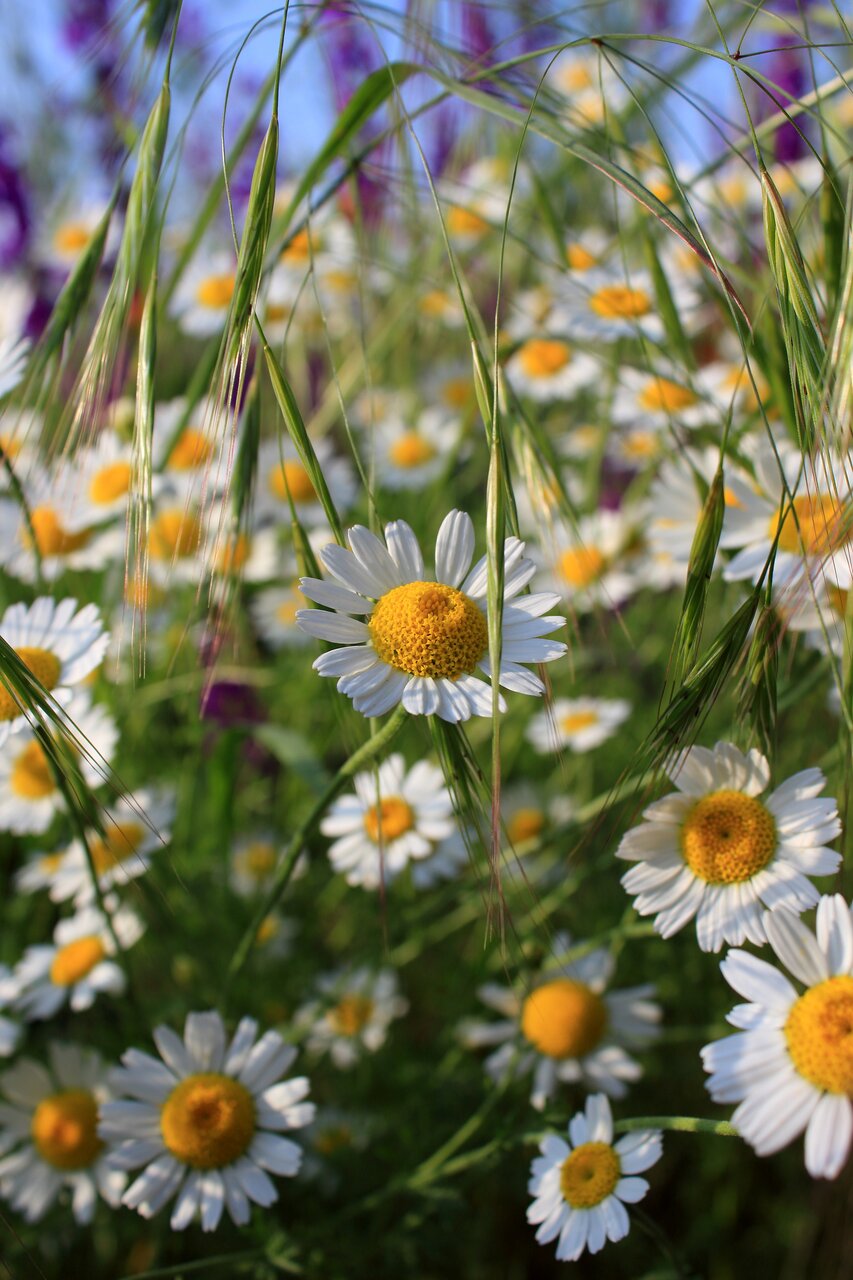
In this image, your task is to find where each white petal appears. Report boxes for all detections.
[434,510,474,588]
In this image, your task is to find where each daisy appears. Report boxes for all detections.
[548,49,630,126]
[702,896,853,1178]
[0,1044,125,1223]
[0,970,21,1058]
[0,693,118,835]
[504,336,599,403]
[610,363,715,432]
[153,397,229,498]
[459,933,660,1108]
[296,968,408,1069]
[296,509,566,722]
[528,1093,662,1262]
[254,437,356,530]
[320,753,463,890]
[0,597,110,747]
[0,472,124,583]
[0,275,32,397]
[40,202,114,272]
[526,697,631,755]
[229,834,285,898]
[145,500,206,584]
[9,905,143,1020]
[71,433,160,523]
[170,249,236,337]
[540,510,640,613]
[371,407,461,492]
[99,1010,314,1231]
[554,267,700,344]
[47,789,175,906]
[251,584,312,650]
[617,742,841,953]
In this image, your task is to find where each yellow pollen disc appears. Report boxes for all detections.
[281,228,314,263]
[324,269,356,293]
[276,600,299,626]
[648,179,673,202]
[50,935,107,986]
[364,796,414,843]
[388,433,436,469]
[54,223,90,255]
[0,647,62,722]
[368,581,488,681]
[518,338,571,380]
[557,545,606,588]
[638,377,697,413]
[0,433,21,458]
[89,461,132,505]
[40,852,66,876]
[168,428,212,471]
[265,302,289,323]
[447,206,489,237]
[195,274,235,310]
[328,994,375,1037]
[216,534,250,575]
[419,290,453,318]
[269,460,317,504]
[31,1089,103,1170]
[559,1141,620,1208]
[442,377,472,410]
[559,63,593,92]
[10,740,55,799]
[623,431,658,459]
[160,1073,256,1169]
[240,841,277,879]
[89,821,146,874]
[566,244,597,270]
[784,976,853,1095]
[589,285,652,320]
[680,790,776,884]
[828,586,849,619]
[148,510,202,561]
[520,979,608,1059]
[723,487,743,510]
[507,807,545,844]
[27,506,91,557]
[720,176,749,206]
[772,493,850,557]
[255,914,280,945]
[560,710,598,735]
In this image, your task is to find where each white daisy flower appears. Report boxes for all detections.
[526,698,631,755]
[47,789,174,907]
[9,905,143,1021]
[296,968,408,1070]
[0,968,21,1059]
[694,359,773,419]
[71,433,161,523]
[228,835,306,899]
[206,524,279,584]
[251,583,311,650]
[170,250,236,337]
[145,500,207,584]
[371,407,461,491]
[528,1093,662,1262]
[99,1010,314,1231]
[0,597,110,747]
[296,510,566,722]
[540,510,640,613]
[617,742,841,953]
[702,896,853,1178]
[548,49,631,125]
[459,934,660,1108]
[320,753,464,890]
[0,471,125,583]
[0,275,32,397]
[610,363,716,432]
[13,848,69,898]
[554,267,700,344]
[0,693,118,835]
[153,397,229,499]
[254,437,356,530]
[504,336,599,403]
[563,229,610,273]
[0,1043,125,1223]
[39,202,115,272]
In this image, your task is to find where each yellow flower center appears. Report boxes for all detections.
[368,581,488,681]
[10,739,55,799]
[520,979,608,1059]
[363,796,414,843]
[388,433,436,469]
[89,461,132,506]
[50,935,107,986]
[719,175,749,207]
[588,285,653,320]
[265,302,289,323]
[772,493,850,557]
[680,790,776,884]
[566,244,597,270]
[281,228,315,263]
[648,178,673,202]
[558,62,594,93]
[637,377,697,414]
[148,509,202,561]
[239,841,277,880]
[559,710,599,735]
[328,994,375,1037]
[622,430,659,459]
[507,807,545,844]
[784,976,853,1095]
[447,206,489,237]
[442,377,473,410]
[557,546,606,588]
[276,599,299,626]
[517,338,571,380]
[0,647,62,722]
[269,459,317,504]
[26,506,91,557]
[168,427,212,471]
[216,533,251,575]
[31,1089,103,1170]
[195,274,235,310]
[53,223,90,255]
[323,269,357,294]
[255,914,281,946]
[88,821,146,874]
[160,1073,256,1169]
[559,1141,621,1208]
[419,290,453,318]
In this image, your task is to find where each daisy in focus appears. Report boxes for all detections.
[296,968,408,1069]
[100,1010,314,1231]
[459,933,660,1108]
[0,1044,125,1224]
[702,896,853,1179]
[526,697,631,755]
[296,510,566,722]
[528,1093,662,1262]
[617,742,841,953]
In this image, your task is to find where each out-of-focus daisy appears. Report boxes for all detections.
[320,753,463,890]
[459,933,660,1108]
[541,510,640,613]
[251,583,311,650]
[611,363,714,431]
[100,1010,314,1231]
[696,359,773,418]
[528,1093,662,1262]
[549,49,629,126]
[296,968,408,1069]
[9,905,143,1020]
[0,1044,125,1223]
[0,970,21,1058]
[617,742,841,953]
[47,789,174,906]
[297,510,566,722]
[255,437,355,529]
[0,694,118,835]
[371,407,461,491]
[0,276,31,397]
[154,397,228,498]
[253,911,298,958]
[555,268,699,344]
[526,697,631,755]
[0,597,109,747]
[702,896,853,1178]
[39,202,113,273]
[146,501,206,584]
[170,250,236,337]
[563,229,610,273]
[229,834,286,898]
[505,336,598,403]
[207,524,279,584]
[0,469,124,583]
[415,285,467,329]
[71,434,158,523]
